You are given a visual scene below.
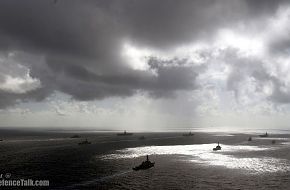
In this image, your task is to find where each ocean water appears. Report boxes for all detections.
[0,129,290,189]
[101,144,289,174]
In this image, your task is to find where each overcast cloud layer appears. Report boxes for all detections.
[1,0,290,128]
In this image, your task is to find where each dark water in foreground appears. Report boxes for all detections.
[0,129,290,189]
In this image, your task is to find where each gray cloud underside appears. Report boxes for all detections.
[0,0,289,108]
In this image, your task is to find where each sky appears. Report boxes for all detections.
[1,0,290,130]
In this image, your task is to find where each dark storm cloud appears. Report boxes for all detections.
[245,0,288,16]
[268,34,290,56]
[47,56,200,100]
[0,0,287,108]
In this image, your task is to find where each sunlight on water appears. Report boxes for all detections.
[102,144,290,174]
[212,134,235,137]
[255,137,290,141]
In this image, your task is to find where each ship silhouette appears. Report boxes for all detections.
[259,132,268,137]
[213,142,222,151]
[133,155,155,171]
[117,130,133,136]
[71,134,81,138]
[138,136,145,140]
[183,131,194,137]
[78,139,91,145]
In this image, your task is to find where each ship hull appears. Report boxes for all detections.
[117,133,133,136]
[133,163,155,171]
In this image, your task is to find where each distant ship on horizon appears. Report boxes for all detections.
[138,135,145,140]
[259,132,268,137]
[78,139,91,145]
[182,131,194,137]
[70,134,81,138]
[117,130,133,136]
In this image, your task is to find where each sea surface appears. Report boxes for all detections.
[0,129,290,189]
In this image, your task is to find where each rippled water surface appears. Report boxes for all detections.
[1,130,290,189]
[102,144,289,174]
